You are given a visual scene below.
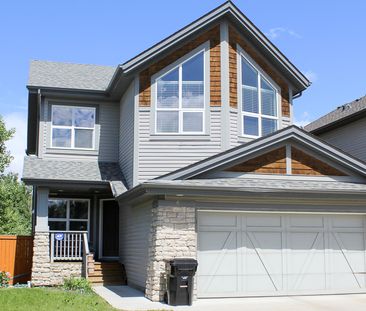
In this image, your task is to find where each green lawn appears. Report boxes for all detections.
[0,287,116,311]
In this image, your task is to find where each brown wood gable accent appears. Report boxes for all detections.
[228,26,290,117]
[139,26,221,107]
[291,147,347,176]
[226,147,287,174]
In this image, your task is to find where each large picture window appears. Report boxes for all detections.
[240,54,279,138]
[51,105,95,149]
[155,50,205,134]
[48,199,89,232]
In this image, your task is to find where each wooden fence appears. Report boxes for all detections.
[0,235,33,284]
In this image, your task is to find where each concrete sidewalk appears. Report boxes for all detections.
[93,285,366,311]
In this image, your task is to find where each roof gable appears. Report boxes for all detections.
[109,1,310,96]
[158,126,366,180]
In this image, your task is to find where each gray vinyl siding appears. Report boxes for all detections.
[119,201,151,290]
[319,117,366,162]
[98,101,120,162]
[229,109,240,148]
[38,99,119,161]
[137,108,222,182]
[119,82,135,188]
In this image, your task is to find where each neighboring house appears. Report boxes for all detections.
[305,95,366,162]
[22,1,366,303]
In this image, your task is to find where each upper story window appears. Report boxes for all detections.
[154,49,205,134]
[240,52,279,138]
[51,105,95,149]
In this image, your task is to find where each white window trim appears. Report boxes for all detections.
[50,105,96,150]
[48,198,90,235]
[151,41,210,136]
[237,45,281,139]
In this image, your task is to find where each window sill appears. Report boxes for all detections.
[149,134,211,141]
[237,136,257,143]
[46,148,99,156]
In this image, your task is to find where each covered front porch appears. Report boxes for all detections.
[32,181,126,285]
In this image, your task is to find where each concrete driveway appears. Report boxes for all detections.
[93,285,366,311]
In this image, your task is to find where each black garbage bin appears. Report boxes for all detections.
[166,258,198,306]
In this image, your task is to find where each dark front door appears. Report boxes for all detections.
[102,200,119,258]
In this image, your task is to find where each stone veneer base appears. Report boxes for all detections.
[144,201,197,302]
[31,231,83,286]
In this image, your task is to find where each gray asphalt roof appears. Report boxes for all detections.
[28,60,116,91]
[148,178,366,194]
[305,95,366,133]
[22,157,124,183]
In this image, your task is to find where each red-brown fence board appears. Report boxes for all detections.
[0,235,33,284]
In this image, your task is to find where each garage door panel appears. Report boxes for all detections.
[198,275,239,295]
[245,274,280,292]
[331,215,364,228]
[198,231,237,275]
[197,212,366,298]
[287,232,326,291]
[198,213,238,227]
[246,231,283,290]
[329,232,366,289]
[289,215,324,228]
[246,214,282,227]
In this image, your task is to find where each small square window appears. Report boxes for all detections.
[70,200,88,220]
[243,116,259,136]
[156,111,179,133]
[74,129,93,149]
[262,118,277,136]
[52,128,71,148]
[183,112,203,132]
[48,200,67,218]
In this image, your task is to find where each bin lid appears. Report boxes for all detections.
[169,258,198,267]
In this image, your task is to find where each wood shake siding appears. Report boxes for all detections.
[139,26,221,107]
[226,147,287,174]
[291,147,346,176]
[226,146,346,176]
[228,26,290,117]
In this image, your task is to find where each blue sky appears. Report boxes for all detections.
[1,0,366,175]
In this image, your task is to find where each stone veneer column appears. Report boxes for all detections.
[145,200,197,302]
[31,231,52,285]
[32,187,51,286]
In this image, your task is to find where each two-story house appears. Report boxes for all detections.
[23,1,366,302]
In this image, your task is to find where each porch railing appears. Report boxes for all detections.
[50,231,89,262]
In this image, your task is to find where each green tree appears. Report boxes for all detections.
[0,174,32,235]
[0,116,15,174]
[0,116,32,235]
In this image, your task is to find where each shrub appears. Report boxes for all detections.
[62,277,92,294]
[0,271,10,287]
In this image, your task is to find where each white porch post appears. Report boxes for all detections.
[35,187,50,232]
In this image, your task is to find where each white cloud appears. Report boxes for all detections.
[304,70,318,83]
[266,27,301,40]
[294,111,311,127]
[3,112,27,177]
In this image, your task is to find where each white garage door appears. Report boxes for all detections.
[197,212,366,298]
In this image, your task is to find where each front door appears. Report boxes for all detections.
[100,200,119,258]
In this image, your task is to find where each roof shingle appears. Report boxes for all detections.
[28,60,116,91]
[305,95,366,133]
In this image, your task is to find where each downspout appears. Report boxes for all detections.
[36,89,41,156]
